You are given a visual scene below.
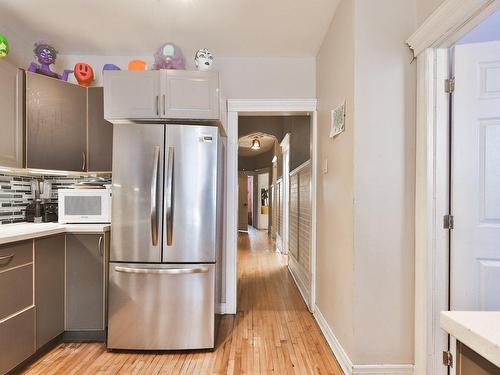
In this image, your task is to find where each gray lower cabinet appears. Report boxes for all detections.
[0,307,35,374]
[0,240,35,374]
[25,71,87,172]
[35,234,65,349]
[87,87,113,172]
[457,341,500,375]
[66,234,105,331]
[0,62,23,168]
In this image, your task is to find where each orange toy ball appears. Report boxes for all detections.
[128,60,147,71]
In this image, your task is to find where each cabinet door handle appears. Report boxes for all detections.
[156,95,159,116]
[98,235,103,257]
[0,254,14,266]
[82,151,86,171]
[162,94,166,116]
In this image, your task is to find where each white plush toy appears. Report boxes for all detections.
[194,48,214,71]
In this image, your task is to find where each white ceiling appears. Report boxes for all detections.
[239,133,276,156]
[0,0,339,58]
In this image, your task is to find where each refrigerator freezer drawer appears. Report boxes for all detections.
[107,262,215,350]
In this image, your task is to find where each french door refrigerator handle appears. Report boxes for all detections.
[150,146,160,246]
[114,266,209,274]
[166,146,174,246]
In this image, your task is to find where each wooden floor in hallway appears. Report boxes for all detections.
[21,228,342,375]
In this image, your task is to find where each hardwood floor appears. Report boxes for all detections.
[22,228,342,374]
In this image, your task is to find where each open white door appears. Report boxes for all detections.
[451,41,500,311]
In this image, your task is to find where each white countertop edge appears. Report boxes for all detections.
[0,223,110,245]
[440,311,500,368]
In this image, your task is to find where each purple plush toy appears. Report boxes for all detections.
[27,42,73,81]
[152,43,186,70]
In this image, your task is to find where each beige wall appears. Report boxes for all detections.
[352,0,416,364]
[417,0,446,25]
[316,0,416,366]
[316,0,356,359]
[55,55,316,99]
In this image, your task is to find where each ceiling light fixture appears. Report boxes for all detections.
[251,139,261,150]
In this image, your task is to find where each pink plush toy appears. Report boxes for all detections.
[152,43,186,70]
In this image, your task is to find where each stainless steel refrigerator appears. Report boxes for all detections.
[107,123,221,350]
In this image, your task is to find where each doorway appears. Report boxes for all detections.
[224,99,318,316]
[409,4,500,374]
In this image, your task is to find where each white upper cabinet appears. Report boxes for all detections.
[0,62,23,168]
[164,70,219,120]
[104,70,220,121]
[104,70,162,120]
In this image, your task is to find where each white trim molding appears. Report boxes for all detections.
[227,99,317,113]
[407,0,498,56]
[313,307,353,375]
[225,99,318,315]
[313,306,414,375]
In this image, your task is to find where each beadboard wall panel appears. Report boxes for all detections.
[288,162,312,298]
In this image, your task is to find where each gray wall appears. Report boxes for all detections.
[238,149,275,172]
[238,115,310,172]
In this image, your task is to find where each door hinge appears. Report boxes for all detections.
[443,350,453,367]
[443,214,454,229]
[445,78,455,93]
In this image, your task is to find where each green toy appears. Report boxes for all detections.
[0,35,9,58]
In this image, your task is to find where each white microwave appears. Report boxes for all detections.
[58,188,112,224]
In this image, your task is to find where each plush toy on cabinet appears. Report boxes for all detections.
[152,43,185,70]
[194,48,214,71]
[0,34,9,59]
[74,62,94,87]
[27,42,73,81]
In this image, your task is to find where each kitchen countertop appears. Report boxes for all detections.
[441,311,500,368]
[0,222,110,245]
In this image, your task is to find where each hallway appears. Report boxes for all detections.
[21,229,341,374]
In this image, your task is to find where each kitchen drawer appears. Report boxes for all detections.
[0,306,35,374]
[0,264,33,321]
[0,240,33,271]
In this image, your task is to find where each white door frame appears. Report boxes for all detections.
[225,99,317,314]
[279,133,291,254]
[407,1,500,374]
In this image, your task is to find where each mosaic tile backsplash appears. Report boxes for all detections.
[0,173,109,224]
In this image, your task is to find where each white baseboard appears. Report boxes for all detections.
[313,307,353,374]
[352,364,414,374]
[313,306,414,375]
[288,256,311,310]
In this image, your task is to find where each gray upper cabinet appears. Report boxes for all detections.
[0,63,23,168]
[87,87,113,171]
[103,70,220,120]
[104,70,161,120]
[66,234,105,331]
[26,72,87,172]
[35,235,65,349]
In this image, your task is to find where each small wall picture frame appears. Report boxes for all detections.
[330,100,346,138]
